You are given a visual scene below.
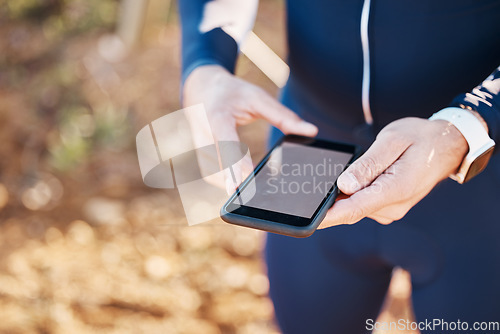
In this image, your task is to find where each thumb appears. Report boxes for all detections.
[253,92,318,137]
[337,135,410,195]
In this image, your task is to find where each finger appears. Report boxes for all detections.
[368,194,421,223]
[224,163,241,195]
[335,192,349,202]
[320,174,400,228]
[252,92,318,137]
[200,116,253,195]
[367,198,421,224]
[239,153,254,181]
[222,148,254,195]
[210,114,240,142]
[217,136,254,195]
[367,213,394,225]
[337,133,410,195]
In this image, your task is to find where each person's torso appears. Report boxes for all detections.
[283,0,500,139]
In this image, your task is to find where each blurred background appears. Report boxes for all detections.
[0,0,414,333]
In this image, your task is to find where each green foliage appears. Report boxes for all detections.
[1,0,134,173]
[92,105,131,150]
[48,103,132,171]
[2,0,119,35]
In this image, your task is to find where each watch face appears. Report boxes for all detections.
[463,146,495,183]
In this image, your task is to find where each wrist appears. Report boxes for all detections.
[183,65,230,106]
[456,104,489,133]
[432,119,469,170]
[184,65,228,90]
[429,107,495,183]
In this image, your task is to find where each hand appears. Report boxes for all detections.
[183,65,318,192]
[319,117,469,227]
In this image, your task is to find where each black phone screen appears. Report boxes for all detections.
[227,136,355,225]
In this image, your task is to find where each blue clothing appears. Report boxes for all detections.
[266,126,500,334]
[179,0,500,333]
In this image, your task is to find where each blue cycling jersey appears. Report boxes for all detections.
[179,0,500,147]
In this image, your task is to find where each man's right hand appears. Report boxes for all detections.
[183,65,318,193]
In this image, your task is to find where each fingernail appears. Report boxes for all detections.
[299,122,318,135]
[338,172,361,193]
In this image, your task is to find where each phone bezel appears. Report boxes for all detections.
[222,135,360,229]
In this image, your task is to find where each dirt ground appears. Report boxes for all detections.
[0,1,415,333]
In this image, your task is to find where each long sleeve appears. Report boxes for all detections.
[451,66,500,148]
[178,0,258,84]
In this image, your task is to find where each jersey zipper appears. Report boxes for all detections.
[361,0,374,125]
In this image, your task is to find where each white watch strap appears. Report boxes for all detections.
[429,107,493,153]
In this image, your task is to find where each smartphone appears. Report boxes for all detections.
[220,135,360,238]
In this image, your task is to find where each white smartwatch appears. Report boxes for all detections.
[429,107,495,183]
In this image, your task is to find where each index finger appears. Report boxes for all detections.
[251,92,318,136]
[320,174,397,228]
